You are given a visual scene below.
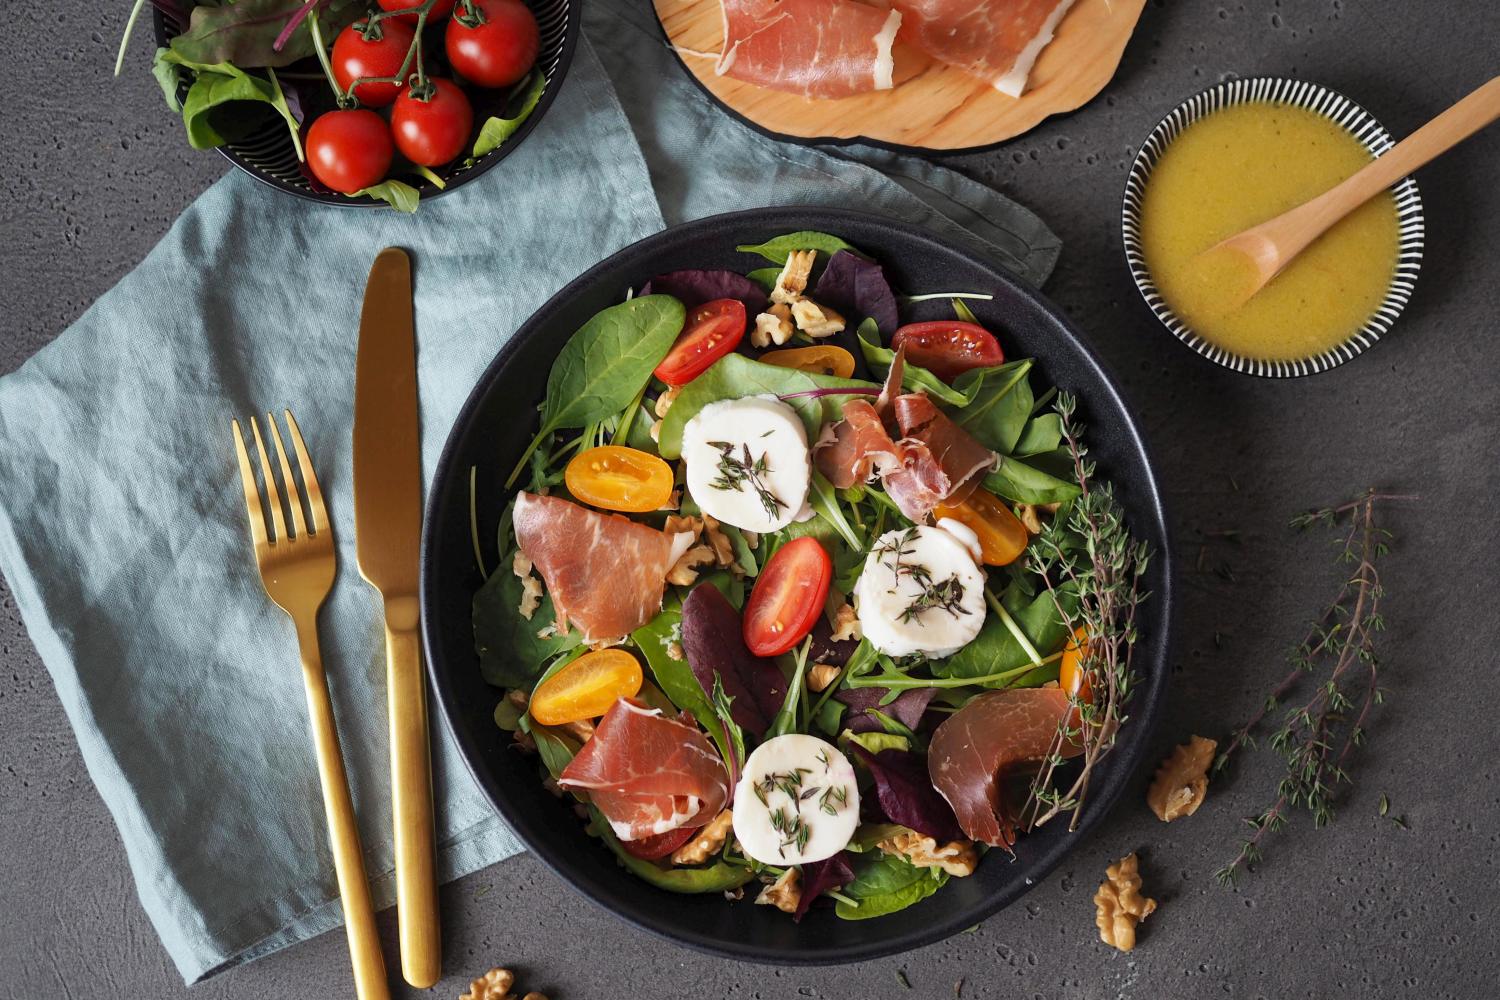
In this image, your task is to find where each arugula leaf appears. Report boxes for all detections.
[169,0,365,69]
[508,296,686,486]
[931,585,1076,683]
[353,180,421,214]
[983,449,1082,505]
[835,855,948,920]
[736,231,857,264]
[808,470,863,550]
[472,566,581,688]
[656,353,877,459]
[952,298,980,323]
[841,729,910,755]
[471,71,547,157]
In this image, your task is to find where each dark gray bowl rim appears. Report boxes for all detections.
[1121,76,1425,378]
[151,0,580,208]
[420,206,1174,964]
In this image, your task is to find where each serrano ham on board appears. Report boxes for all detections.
[890,0,1077,97]
[717,0,903,99]
[558,698,730,841]
[513,492,694,643]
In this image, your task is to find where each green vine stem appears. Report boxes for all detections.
[115,0,148,77]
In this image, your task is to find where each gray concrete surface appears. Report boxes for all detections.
[3,2,1497,998]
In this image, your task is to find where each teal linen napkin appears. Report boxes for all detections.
[0,1,1059,984]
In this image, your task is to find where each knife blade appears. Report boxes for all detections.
[352,246,440,989]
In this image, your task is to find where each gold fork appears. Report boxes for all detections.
[231,411,390,1000]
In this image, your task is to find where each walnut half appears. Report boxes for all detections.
[671,810,734,865]
[459,967,548,1000]
[755,867,801,913]
[1147,735,1218,822]
[878,831,978,877]
[1094,853,1156,952]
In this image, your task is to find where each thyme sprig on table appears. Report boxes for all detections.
[1213,490,1413,886]
[707,441,786,520]
[1021,393,1151,833]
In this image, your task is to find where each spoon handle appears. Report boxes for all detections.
[1305,75,1500,232]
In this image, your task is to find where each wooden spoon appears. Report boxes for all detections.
[1200,75,1500,309]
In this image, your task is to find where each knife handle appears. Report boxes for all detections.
[384,603,441,988]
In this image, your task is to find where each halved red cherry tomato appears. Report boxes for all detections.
[652,298,746,387]
[619,823,700,860]
[743,537,832,657]
[759,344,856,378]
[529,648,643,726]
[565,446,674,513]
[1058,626,1093,705]
[331,18,415,107]
[891,320,1004,382]
[933,490,1029,566]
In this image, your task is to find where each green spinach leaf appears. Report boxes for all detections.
[1011,413,1064,457]
[746,267,782,291]
[473,567,581,688]
[471,71,547,157]
[932,586,1076,682]
[835,855,948,920]
[983,449,1081,505]
[736,231,857,264]
[588,808,756,893]
[631,610,732,762]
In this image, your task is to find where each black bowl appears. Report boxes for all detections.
[152,0,578,207]
[421,207,1173,963]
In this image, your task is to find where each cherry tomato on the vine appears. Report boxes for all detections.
[390,78,474,166]
[305,109,393,194]
[331,18,416,108]
[377,0,457,22]
[890,320,1004,382]
[445,0,540,89]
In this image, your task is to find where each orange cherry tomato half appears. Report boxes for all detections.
[743,537,832,657]
[652,298,747,387]
[1058,626,1093,705]
[933,490,1030,566]
[529,648,644,726]
[565,445,674,513]
[891,320,1004,382]
[759,344,857,378]
[619,822,700,860]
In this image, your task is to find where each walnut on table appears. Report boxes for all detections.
[459,967,548,1000]
[671,810,734,865]
[877,831,978,877]
[755,867,801,913]
[1147,735,1218,822]
[1094,852,1156,952]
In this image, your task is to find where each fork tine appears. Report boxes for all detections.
[267,412,307,539]
[249,416,287,544]
[283,409,328,535]
[231,419,270,554]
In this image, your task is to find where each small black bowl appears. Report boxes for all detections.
[152,0,578,207]
[420,207,1174,963]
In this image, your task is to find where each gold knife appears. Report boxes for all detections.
[352,247,441,988]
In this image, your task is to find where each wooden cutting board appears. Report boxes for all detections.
[654,0,1147,151]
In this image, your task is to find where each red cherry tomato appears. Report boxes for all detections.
[390,78,474,167]
[331,18,415,108]
[377,0,457,21]
[743,537,832,657]
[890,320,1004,382]
[619,823,699,860]
[652,299,747,387]
[305,109,393,194]
[445,0,541,88]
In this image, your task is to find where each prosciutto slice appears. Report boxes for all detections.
[513,492,694,643]
[890,393,997,504]
[559,699,730,841]
[718,0,903,99]
[927,688,1082,847]
[890,0,1076,97]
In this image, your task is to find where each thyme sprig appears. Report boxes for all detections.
[899,573,972,624]
[1021,393,1151,833]
[707,441,786,520]
[1213,490,1413,885]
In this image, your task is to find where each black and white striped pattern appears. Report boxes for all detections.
[154,0,578,208]
[1120,77,1425,378]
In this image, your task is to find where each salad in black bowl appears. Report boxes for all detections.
[422,208,1172,962]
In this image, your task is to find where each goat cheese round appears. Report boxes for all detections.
[733,734,860,865]
[855,524,988,658]
[681,396,810,533]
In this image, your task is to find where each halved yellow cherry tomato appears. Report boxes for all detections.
[565,445,674,513]
[1058,626,1093,705]
[933,489,1029,565]
[759,345,857,378]
[529,648,644,726]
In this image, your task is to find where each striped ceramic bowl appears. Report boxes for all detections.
[152,0,578,208]
[1121,77,1425,378]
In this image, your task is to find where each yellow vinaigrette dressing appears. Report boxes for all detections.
[1140,101,1400,362]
